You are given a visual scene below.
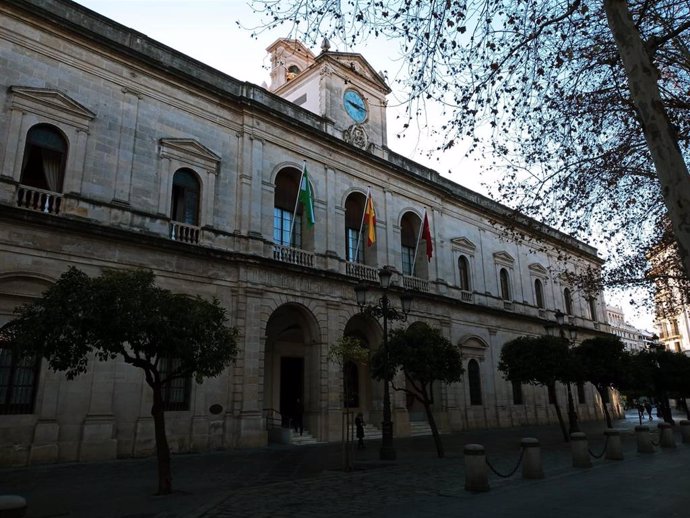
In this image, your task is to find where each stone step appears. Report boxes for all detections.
[288,429,320,445]
[409,421,433,436]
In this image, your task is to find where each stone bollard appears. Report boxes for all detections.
[521,437,544,479]
[0,495,27,518]
[570,432,592,468]
[604,429,623,461]
[658,423,676,448]
[464,444,490,492]
[635,425,655,454]
[679,420,690,444]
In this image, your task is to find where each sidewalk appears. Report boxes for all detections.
[1,411,687,517]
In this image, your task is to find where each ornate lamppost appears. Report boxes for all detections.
[554,309,580,435]
[354,266,412,461]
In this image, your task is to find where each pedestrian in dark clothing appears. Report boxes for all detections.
[644,401,653,421]
[355,412,365,449]
[636,402,645,424]
[294,398,304,435]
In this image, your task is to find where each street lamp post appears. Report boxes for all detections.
[554,309,580,435]
[354,266,412,461]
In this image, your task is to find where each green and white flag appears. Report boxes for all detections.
[298,164,315,226]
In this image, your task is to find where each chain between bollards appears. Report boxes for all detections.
[485,447,525,478]
[587,435,609,459]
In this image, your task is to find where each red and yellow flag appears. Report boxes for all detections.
[365,193,376,246]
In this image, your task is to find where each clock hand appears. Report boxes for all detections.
[347,100,365,111]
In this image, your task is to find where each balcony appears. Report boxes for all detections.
[460,290,473,303]
[273,244,314,267]
[346,262,379,282]
[16,186,62,215]
[170,222,200,244]
[402,275,429,293]
[503,300,514,311]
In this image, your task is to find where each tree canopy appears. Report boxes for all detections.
[499,335,573,440]
[2,267,239,494]
[372,323,463,457]
[573,335,627,426]
[247,0,690,310]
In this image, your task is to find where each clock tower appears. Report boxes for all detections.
[266,39,391,153]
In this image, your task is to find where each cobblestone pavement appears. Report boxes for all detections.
[2,412,688,518]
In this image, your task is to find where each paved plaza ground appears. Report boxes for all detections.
[2,411,689,517]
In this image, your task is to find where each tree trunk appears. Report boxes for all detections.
[549,383,569,442]
[422,397,444,458]
[596,386,613,428]
[605,0,690,278]
[151,383,172,495]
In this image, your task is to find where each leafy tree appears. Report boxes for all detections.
[247,0,690,305]
[573,335,629,427]
[499,335,573,441]
[1,267,238,495]
[328,335,369,470]
[371,324,463,458]
[626,348,690,423]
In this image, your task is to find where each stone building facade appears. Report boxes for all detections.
[0,0,617,467]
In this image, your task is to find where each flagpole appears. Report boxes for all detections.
[411,208,426,276]
[288,161,306,246]
[353,187,370,262]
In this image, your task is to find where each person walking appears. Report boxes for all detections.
[355,412,365,449]
[636,401,645,425]
[644,401,653,421]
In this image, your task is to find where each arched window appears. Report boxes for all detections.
[564,288,573,315]
[499,268,511,301]
[20,124,67,192]
[400,212,418,276]
[468,359,482,405]
[171,168,200,225]
[534,279,544,308]
[344,193,365,263]
[458,255,470,291]
[274,168,303,248]
[588,297,598,322]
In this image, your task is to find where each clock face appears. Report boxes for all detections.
[344,90,368,123]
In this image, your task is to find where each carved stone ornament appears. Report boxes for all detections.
[343,124,368,149]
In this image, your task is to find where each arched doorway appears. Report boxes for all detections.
[263,303,320,433]
[342,313,382,423]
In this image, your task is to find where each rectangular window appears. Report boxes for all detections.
[512,380,523,405]
[346,228,364,263]
[273,208,301,248]
[0,347,40,415]
[401,245,415,276]
[159,356,191,412]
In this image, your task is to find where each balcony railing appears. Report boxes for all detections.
[170,222,200,244]
[538,309,547,319]
[16,186,62,215]
[273,244,314,267]
[503,300,514,311]
[346,262,379,282]
[402,275,429,292]
[460,290,473,303]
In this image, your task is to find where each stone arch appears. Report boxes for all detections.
[263,302,322,431]
[0,272,56,323]
[340,313,382,420]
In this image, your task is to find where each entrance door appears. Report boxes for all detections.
[280,357,304,426]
